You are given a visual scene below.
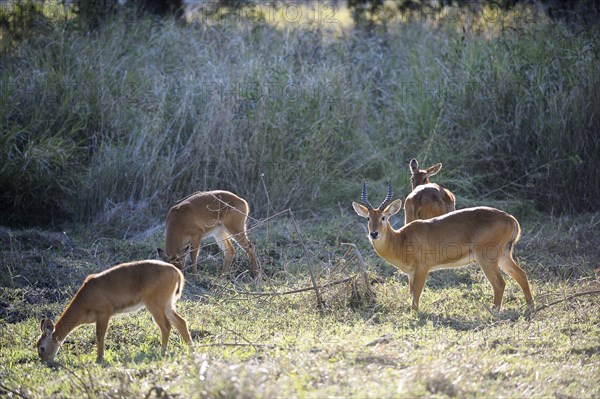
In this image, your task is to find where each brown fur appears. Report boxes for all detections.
[405,159,456,224]
[158,190,260,277]
[353,196,534,312]
[36,260,192,363]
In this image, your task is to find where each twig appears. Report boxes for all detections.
[260,173,276,219]
[196,342,277,349]
[0,383,30,399]
[528,289,600,315]
[341,243,373,298]
[471,277,497,318]
[366,334,393,347]
[289,210,325,308]
[218,325,263,352]
[331,245,354,275]
[213,276,355,297]
[478,300,497,318]
[246,208,292,231]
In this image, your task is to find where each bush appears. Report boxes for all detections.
[0,13,598,226]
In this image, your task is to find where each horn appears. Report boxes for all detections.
[361,180,374,210]
[379,179,394,209]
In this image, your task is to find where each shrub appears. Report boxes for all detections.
[1,13,598,226]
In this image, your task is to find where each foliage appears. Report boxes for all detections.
[73,0,184,29]
[1,11,599,225]
[0,0,63,45]
[348,0,600,28]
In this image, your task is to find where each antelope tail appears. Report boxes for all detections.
[507,218,522,253]
[175,271,185,300]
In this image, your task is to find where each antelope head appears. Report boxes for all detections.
[352,180,402,241]
[157,247,187,270]
[37,319,60,362]
[409,158,443,190]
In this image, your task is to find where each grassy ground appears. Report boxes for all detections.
[1,210,598,398]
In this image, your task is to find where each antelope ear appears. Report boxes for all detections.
[41,318,54,334]
[409,159,419,174]
[384,199,403,216]
[157,248,168,261]
[352,202,369,218]
[426,163,443,177]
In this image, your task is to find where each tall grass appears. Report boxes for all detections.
[1,13,599,226]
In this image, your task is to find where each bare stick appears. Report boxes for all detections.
[259,173,276,219]
[366,334,393,347]
[331,246,354,275]
[528,289,600,315]
[0,383,30,399]
[218,325,263,352]
[290,210,324,308]
[196,342,277,349]
[341,243,373,298]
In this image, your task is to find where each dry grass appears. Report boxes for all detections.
[1,212,599,398]
[1,12,599,225]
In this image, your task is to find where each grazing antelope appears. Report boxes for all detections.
[157,190,260,277]
[404,158,456,224]
[352,181,534,311]
[37,260,192,363]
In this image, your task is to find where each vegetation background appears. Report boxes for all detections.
[0,1,598,398]
[1,0,599,226]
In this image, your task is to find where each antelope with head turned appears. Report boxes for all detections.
[157,190,260,277]
[36,260,192,363]
[404,158,456,224]
[352,181,533,311]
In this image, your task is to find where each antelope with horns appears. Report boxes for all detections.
[404,158,456,224]
[157,190,260,277]
[37,260,192,363]
[352,181,534,311]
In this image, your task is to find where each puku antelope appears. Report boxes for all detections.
[37,260,192,363]
[404,158,456,224]
[352,181,534,311]
[157,190,260,277]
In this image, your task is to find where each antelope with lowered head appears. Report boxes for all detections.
[37,260,192,363]
[157,190,260,277]
[352,181,533,312]
[404,158,456,224]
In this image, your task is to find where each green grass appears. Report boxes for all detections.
[1,212,598,398]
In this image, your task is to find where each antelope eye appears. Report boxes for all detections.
[381,216,386,221]
[366,217,370,221]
